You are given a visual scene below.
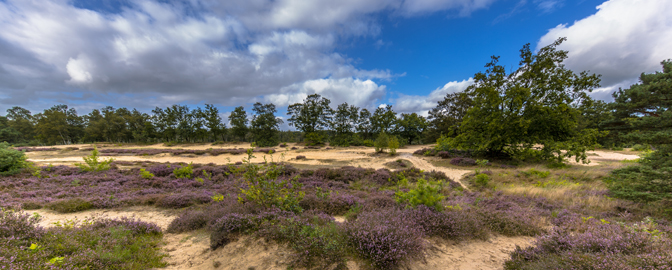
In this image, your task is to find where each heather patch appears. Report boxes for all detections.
[0,209,166,269]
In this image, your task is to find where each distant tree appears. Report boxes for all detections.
[83,109,106,142]
[356,108,373,140]
[330,103,359,146]
[251,102,283,147]
[370,105,397,135]
[0,116,22,143]
[287,94,333,144]
[448,38,603,162]
[425,92,473,142]
[204,104,225,141]
[6,106,35,141]
[604,60,672,203]
[34,105,84,145]
[229,106,249,142]
[398,113,428,145]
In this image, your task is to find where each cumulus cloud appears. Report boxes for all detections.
[263,77,387,108]
[393,78,473,115]
[0,0,496,112]
[538,0,672,99]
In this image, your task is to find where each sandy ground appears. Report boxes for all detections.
[19,143,640,270]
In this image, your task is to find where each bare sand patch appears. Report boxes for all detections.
[25,206,178,230]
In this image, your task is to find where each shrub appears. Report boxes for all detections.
[167,211,209,233]
[210,213,264,249]
[47,198,94,213]
[437,151,451,159]
[0,208,44,244]
[406,205,487,241]
[362,139,374,147]
[450,157,477,166]
[374,133,389,153]
[505,219,672,270]
[473,173,490,188]
[296,155,306,160]
[238,150,304,212]
[139,168,154,179]
[345,209,425,268]
[75,147,114,172]
[395,178,445,211]
[173,162,194,178]
[305,132,325,146]
[388,136,400,155]
[0,142,27,176]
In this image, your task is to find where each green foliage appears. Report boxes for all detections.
[75,147,114,172]
[330,102,360,147]
[251,102,282,147]
[395,177,445,211]
[473,173,490,188]
[370,105,397,135]
[287,94,333,134]
[173,162,194,178]
[397,113,428,145]
[228,106,249,141]
[139,168,154,179]
[449,38,603,162]
[211,193,224,202]
[388,136,400,155]
[374,133,389,153]
[47,198,93,213]
[521,168,551,178]
[0,142,27,176]
[603,60,672,205]
[238,150,304,212]
[426,92,473,143]
[304,132,325,146]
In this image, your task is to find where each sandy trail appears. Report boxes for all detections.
[400,153,470,189]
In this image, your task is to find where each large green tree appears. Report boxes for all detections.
[204,104,225,141]
[398,113,428,145]
[370,105,397,135]
[6,106,35,141]
[34,105,84,145]
[330,102,359,146]
[287,94,333,142]
[448,38,603,162]
[251,102,283,147]
[0,116,22,143]
[604,60,672,204]
[425,92,473,142]
[229,106,249,141]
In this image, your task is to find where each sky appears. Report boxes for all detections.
[0,0,671,127]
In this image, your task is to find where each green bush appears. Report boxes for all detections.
[374,133,389,153]
[388,136,400,155]
[47,198,93,213]
[139,168,154,179]
[305,132,325,146]
[75,147,114,172]
[395,177,445,211]
[631,144,651,151]
[173,162,194,178]
[473,173,490,188]
[238,150,304,212]
[0,142,27,176]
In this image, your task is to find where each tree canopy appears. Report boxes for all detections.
[251,102,283,147]
[605,60,672,203]
[287,94,333,134]
[446,38,603,162]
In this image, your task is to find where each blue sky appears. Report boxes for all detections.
[0,0,670,125]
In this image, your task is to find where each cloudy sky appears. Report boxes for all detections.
[0,0,670,121]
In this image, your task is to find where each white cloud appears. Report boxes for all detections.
[0,0,502,112]
[393,78,473,115]
[538,0,672,98]
[263,77,387,108]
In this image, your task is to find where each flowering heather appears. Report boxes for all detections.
[0,209,165,269]
[505,218,672,270]
[450,157,477,166]
[13,147,60,152]
[97,147,274,156]
[345,208,426,268]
